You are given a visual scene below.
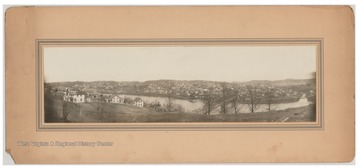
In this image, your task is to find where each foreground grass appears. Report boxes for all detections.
[48,99,315,122]
[107,105,315,122]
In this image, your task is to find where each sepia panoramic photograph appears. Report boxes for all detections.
[43,46,316,123]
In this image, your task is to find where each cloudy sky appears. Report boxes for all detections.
[44,46,316,83]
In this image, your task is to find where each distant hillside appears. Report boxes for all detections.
[243,79,313,86]
[46,78,313,89]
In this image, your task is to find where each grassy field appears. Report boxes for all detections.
[49,100,315,123]
[109,105,315,122]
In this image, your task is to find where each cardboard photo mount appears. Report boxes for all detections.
[5,6,355,163]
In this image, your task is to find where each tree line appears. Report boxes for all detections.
[201,83,276,115]
[44,82,80,122]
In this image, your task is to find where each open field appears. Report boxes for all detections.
[48,100,315,123]
[108,106,314,122]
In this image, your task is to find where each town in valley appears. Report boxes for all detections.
[44,78,316,123]
[44,46,317,123]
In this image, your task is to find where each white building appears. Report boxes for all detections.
[111,95,124,104]
[72,95,85,103]
[134,97,144,107]
[63,94,85,103]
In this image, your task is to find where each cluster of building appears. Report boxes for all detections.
[62,91,144,107]
[52,80,313,102]
[142,82,224,99]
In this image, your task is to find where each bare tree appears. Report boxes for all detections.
[308,71,316,102]
[124,97,134,104]
[97,103,104,121]
[219,83,229,114]
[165,96,173,112]
[201,90,216,115]
[165,82,174,112]
[231,88,241,114]
[44,81,59,122]
[62,101,79,121]
[149,101,162,112]
[246,86,260,113]
[265,88,275,111]
[308,71,316,121]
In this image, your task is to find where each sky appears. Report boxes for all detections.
[44,46,317,83]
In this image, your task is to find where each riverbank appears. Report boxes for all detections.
[115,93,302,104]
[105,105,315,122]
[48,99,315,122]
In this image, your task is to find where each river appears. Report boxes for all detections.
[118,94,311,114]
